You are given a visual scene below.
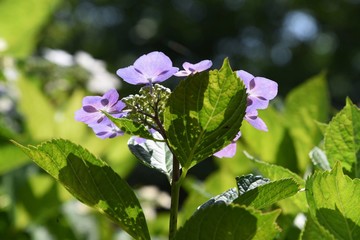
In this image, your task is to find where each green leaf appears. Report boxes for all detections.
[175,204,281,240]
[164,58,247,169]
[285,73,330,172]
[128,131,174,183]
[301,215,335,240]
[234,178,300,209]
[13,139,150,240]
[306,162,360,239]
[0,0,60,57]
[324,98,360,177]
[105,114,154,140]
[245,152,307,214]
[309,147,331,171]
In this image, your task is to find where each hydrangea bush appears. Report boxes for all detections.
[14,51,360,240]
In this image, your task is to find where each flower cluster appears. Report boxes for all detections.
[75,51,277,159]
[74,89,126,139]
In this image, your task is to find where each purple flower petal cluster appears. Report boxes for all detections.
[174,60,212,77]
[75,89,126,139]
[116,51,179,85]
[215,70,278,158]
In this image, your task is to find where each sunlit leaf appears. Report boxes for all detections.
[164,58,247,169]
[285,73,330,173]
[0,0,60,57]
[306,162,360,239]
[13,139,150,240]
[324,98,360,178]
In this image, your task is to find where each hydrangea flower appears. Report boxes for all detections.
[116,51,178,85]
[75,88,126,125]
[88,119,124,139]
[214,132,241,158]
[236,70,278,113]
[174,60,212,77]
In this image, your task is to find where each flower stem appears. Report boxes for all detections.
[169,156,187,240]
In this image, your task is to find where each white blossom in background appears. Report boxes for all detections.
[0,38,8,52]
[43,48,75,67]
[2,57,19,81]
[293,213,307,230]
[75,51,120,93]
[137,185,171,220]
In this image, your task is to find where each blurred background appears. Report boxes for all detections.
[0,0,359,239]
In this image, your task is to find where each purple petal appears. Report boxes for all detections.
[174,70,191,77]
[82,96,103,109]
[117,52,178,84]
[236,70,254,88]
[214,142,237,158]
[133,51,178,83]
[75,108,102,124]
[184,60,212,73]
[89,120,124,139]
[116,66,146,85]
[245,111,268,131]
[103,89,120,106]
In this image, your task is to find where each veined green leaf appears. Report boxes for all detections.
[245,152,307,214]
[175,204,281,240]
[306,162,360,239]
[13,139,150,240]
[324,98,360,178]
[128,131,175,183]
[301,214,335,240]
[164,58,247,169]
[234,178,300,209]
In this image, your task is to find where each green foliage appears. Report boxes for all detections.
[106,115,154,139]
[164,58,247,169]
[128,131,174,183]
[234,178,300,209]
[285,73,330,172]
[305,162,360,239]
[324,98,360,177]
[175,204,281,240]
[13,139,150,240]
[0,0,60,57]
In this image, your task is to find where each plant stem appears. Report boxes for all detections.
[169,156,180,240]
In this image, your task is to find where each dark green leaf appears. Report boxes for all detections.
[13,139,150,240]
[164,58,247,169]
[301,215,335,240]
[175,204,281,240]
[197,188,238,211]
